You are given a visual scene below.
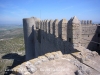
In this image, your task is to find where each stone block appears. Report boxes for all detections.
[38,55,49,62]
[29,58,42,65]
[25,61,37,74]
[71,16,80,24]
[51,51,62,59]
[45,53,55,60]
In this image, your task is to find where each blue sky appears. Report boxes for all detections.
[0,0,100,24]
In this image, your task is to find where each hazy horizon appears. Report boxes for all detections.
[0,0,100,24]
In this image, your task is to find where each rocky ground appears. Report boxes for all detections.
[12,45,100,75]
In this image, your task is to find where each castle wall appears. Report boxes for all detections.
[81,20,98,50]
[23,17,100,60]
[23,18,36,60]
[96,25,100,53]
[23,17,77,60]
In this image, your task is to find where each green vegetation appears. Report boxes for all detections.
[0,37,25,54]
[0,27,25,75]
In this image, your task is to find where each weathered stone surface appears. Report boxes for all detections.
[29,58,42,65]
[49,20,54,34]
[23,16,99,61]
[12,65,21,73]
[54,19,59,38]
[72,16,80,24]
[33,59,78,75]
[45,53,55,60]
[62,18,68,24]
[51,52,61,59]
[51,51,63,59]
[56,51,63,56]
[23,17,36,60]
[12,49,100,75]
[38,55,49,62]
[25,61,37,74]
[61,19,67,41]
[18,16,100,75]
[71,46,100,74]
[63,52,100,75]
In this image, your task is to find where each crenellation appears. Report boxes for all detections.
[41,20,43,31]
[44,20,46,32]
[48,20,51,41]
[43,20,46,40]
[81,20,93,25]
[72,16,80,24]
[81,20,84,24]
[49,20,54,43]
[58,20,62,39]
[67,19,72,43]
[70,16,81,47]
[90,20,92,24]
[43,20,45,32]
[40,20,44,41]
[49,20,54,35]
[46,20,49,34]
[23,16,99,60]
[61,19,68,41]
[12,15,100,75]
[87,20,90,25]
[52,20,55,36]
[54,19,59,38]
[84,20,86,25]
[36,19,40,29]
[40,21,42,30]
[45,20,48,34]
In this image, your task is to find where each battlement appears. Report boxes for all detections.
[10,16,100,75]
[23,16,99,60]
[81,20,92,25]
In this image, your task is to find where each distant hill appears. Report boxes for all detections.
[0,26,25,75]
[0,25,23,39]
[0,25,23,30]
[0,28,23,39]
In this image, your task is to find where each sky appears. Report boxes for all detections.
[0,0,100,24]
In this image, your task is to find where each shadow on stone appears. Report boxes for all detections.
[87,26,100,54]
[2,53,25,75]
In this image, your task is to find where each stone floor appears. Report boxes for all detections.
[12,46,100,75]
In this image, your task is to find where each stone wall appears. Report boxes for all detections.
[12,47,100,75]
[23,16,100,60]
[80,20,98,50]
